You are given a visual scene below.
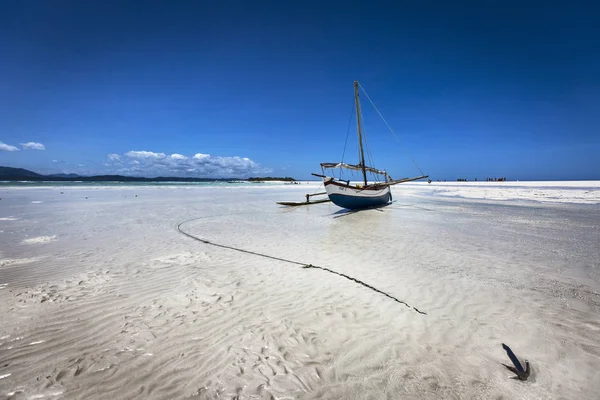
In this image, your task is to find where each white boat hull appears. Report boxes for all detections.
[322,178,391,209]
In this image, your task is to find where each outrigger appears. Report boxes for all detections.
[276,191,331,206]
[313,81,428,210]
[277,81,428,209]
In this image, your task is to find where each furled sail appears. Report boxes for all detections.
[320,162,392,181]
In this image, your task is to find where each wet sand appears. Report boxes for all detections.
[1,183,599,399]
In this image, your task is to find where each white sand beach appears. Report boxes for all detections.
[1,182,599,399]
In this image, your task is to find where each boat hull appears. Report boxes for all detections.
[323,179,391,210]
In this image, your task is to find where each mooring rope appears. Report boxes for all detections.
[358,82,427,177]
[339,99,355,180]
[177,217,427,315]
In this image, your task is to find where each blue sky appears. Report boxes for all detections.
[1,0,599,180]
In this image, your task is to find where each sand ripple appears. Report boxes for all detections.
[0,186,599,399]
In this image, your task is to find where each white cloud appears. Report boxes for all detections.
[21,142,45,150]
[125,150,166,159]
[0,141,19,151]
[193,153,210,160]
[106,150,270,177]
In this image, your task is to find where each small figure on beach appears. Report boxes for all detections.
[501,343,530,381]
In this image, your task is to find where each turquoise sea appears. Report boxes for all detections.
[0,180,309,188]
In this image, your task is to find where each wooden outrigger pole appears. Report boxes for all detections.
[276,80,429,207]
[276,191,331,206]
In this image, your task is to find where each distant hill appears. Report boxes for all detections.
[0,166,43,179]
[47,173,82,178]
[0,166,295,182]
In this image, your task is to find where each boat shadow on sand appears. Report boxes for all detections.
[329,201,436,218]
[329,202,394,218]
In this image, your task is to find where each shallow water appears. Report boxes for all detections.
[1,185,599,399]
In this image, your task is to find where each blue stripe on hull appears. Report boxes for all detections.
[329,192,391,210]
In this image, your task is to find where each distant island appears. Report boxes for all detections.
[247,177,295,182]
[0,166,296,183]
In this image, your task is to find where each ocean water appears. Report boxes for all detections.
[0,180,299,188]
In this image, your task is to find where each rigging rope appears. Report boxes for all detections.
[177,216,427,315]
[358,82,426,177]
[339,100,355,180]
[361,125,378,182]
[355,91,379,183]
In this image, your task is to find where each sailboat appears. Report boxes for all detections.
[312,81,428,210]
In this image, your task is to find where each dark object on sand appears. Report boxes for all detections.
[276,192,330,206]
[276,198,331,206]
[502,343,530,381]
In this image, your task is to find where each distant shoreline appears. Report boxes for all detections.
[0,177,295,183]
[0,166,296,183]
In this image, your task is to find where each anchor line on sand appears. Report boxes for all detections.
[177,217,427,315]
[302,264,427,315]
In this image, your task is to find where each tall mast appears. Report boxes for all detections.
[354,81,368,186]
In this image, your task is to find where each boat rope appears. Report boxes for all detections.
[361,127,378,182]
[177,216,427,315]
[309,181,326,198]
[301,264,427,314]
[352,90,379,183]
[339,100,355,180]
[358,82,426,177]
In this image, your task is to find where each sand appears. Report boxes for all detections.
[0,182,599,399]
